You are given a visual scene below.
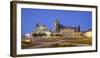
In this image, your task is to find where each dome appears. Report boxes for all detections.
[35,25,49,33]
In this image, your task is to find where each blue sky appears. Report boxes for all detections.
[21,8,92,34]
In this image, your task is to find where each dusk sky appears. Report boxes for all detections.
[21,8,92,34]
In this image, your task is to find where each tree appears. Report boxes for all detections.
[32,33,38,37]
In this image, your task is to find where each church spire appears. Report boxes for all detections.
[35,19,39,31]
[54,17,59,32]
[55,17,58,24]
[36,19,39,27]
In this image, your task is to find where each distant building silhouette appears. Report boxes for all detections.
[83,28,92,38]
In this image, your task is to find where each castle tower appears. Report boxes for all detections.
[54,18,59,32]
[78,26,80,31]
[75,26,80,31]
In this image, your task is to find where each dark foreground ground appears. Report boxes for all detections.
[21,37,92,49]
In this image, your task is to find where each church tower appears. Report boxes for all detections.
[54,18,59,32]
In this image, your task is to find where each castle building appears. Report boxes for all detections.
[54,19,83,38]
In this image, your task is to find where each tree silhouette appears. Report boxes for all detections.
[32,33,38,37]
